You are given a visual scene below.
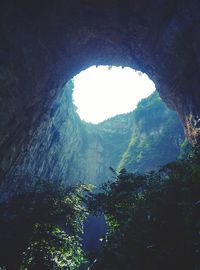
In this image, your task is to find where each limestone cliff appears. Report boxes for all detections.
[118,92,185,172]
[1,81,185,198]
[5,80,133,188]
[0,0,200,183]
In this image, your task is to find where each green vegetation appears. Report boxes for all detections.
[79,91,185,185]
[0,90,195,269]
[179,138,192,159]
[118,92,185,172]
[87,149,200,270]
[0,150,200,269]
[0,179,92,270]
[63,79,185,186]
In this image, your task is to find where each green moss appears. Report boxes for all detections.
[117,134,138,172]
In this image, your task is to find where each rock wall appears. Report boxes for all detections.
[0,0,200,183]
[3,80,133,191]
[118,92,185,172]
[4,85,184,196]
[10,81,84,182]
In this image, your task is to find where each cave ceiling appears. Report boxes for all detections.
[0,0,200,177]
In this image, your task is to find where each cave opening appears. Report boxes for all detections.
[67,63,186,255]
[0,0,199,268]
[50,66,185,188]
[72,65,155,124]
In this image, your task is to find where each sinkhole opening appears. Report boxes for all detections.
[72,65,156,124]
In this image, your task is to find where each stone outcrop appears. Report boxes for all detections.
[0,0,200,183]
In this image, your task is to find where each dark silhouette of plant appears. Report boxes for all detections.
[87,151,200,270]
[0,179,91,270]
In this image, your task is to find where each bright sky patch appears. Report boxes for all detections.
[73,66,155,124]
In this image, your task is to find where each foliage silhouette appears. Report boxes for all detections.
[0,179,91,270]
[87,150,200,270]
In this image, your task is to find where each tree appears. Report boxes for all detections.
[87,151,200,270]
[0,179,91,270]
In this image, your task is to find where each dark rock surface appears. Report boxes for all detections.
[0,0,199,185]
[2,83,183,198]
[6,80,134,188]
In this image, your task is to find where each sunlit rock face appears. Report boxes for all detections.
[3,81,134,194]
[0,0,200,184]
[5,83,184,196]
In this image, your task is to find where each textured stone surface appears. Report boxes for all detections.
[118,92,185,172]
[2,84,183,198]
[8,80,134,187]
[0,0,200,183]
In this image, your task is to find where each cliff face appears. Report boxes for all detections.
[2,82,184,198]
[0,0,200,184]
[82,112,135,184]
[0,81,84,197]
[118,92,185,172]
[0,81,86,196]
[6,81,134,188]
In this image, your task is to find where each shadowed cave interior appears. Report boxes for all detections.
[0,1,200,269]
[1,0,200,184]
